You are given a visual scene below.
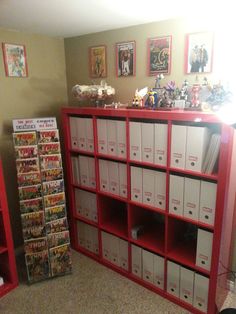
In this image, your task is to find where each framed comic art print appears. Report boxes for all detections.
[2,43,28,77]
[89,45,107,78]
[147,36,172,76]
[116,41,136,77]
[185,32,214,74]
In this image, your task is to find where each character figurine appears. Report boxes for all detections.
[191,84,201,108]
[145,89,158,109]
[132,87,148,107]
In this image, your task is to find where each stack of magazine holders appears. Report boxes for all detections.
[13,119,72,283]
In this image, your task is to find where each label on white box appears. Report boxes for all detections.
[153,255,164,290]
[108,161,120,196]
[171,125,187,169]
[79,156,89,187]
[184,177,200,221]
[167,261,180,298]
[119,239,128,271]
[130,122,142,161]
[131,244,142,278]
[196,229,213,271]
[185,126,211,172]
[77,118,87,151]
[154,123,168,166]
[131,166,142,203]
[117,120,127,158]
[142,249,154,284]
[97,119,108,154]
[199,181,217,226]
[141,123,154,163]
[154,171,166,210]
[142,169,155,206]
[69,117,79,149]
[88,157,96,189]
[107,120,117,156]
[180,266,194,305]
[169,175,184,216]
[119,163,127,198]
[193,274,209,312]
[85,118,94,152]
[99,159,109,192]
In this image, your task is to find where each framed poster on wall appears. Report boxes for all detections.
[2,43,28,77]
[89,45,107,78]
[147,36,172,76]
[116,41,136,77]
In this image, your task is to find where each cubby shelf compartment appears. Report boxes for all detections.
[99,195,128,239]
[74,215,98,228]
[62,107,236,314]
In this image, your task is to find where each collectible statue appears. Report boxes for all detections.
[144,89,158,109]
[132,87,148,107]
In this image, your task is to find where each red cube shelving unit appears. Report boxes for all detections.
[0,159,18,298]
[61,107,236,314]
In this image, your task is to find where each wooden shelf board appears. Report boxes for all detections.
[101,220,128,240]
[74,215,98,227]
[128,159,167,171]
[72,183,96,193]
[129,200,166,215]
[98,191,127,203]
[168,213,214,232]
[169,167,218,181]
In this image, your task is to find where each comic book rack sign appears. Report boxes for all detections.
[13,117,72,283]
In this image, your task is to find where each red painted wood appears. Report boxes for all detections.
[61,107,235,314]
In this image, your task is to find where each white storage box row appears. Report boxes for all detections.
[77,221,99,255]
[71,155,96,189]
[169,174,217,226]
[129,122,167,165]
[74,189,97,222]
[101,231,128,271]
[131,166,166,210]
[99,159,127,198]
[70,117,94,152]
[167,261,209,313]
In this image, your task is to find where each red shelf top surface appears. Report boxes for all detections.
[168,213,214,231]
[72,183,96,194]
[98,190,127,203]
[74,215,98,227]
[101,219,128,240]
[129,200,166,215]
[169,167,218,181]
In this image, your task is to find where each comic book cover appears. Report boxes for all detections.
[25,250,50,282]
[46,217,68,234]
[17,172,41,187]
[15,145,38,159]
[40,154,62,170]
[43,192,65,208]
[20,198,43,214]
[13,131,37,146]
[49,244,72,276]
[38,129,59,143]
[16,158,39,174]
[47,231,70,248]
[18,184,42,201]
[24,237,48,254]
[41,168,63,182]
[21,211,46,240]
[42,179,64,195]
[38,142,61,155]
[45,205,66,223]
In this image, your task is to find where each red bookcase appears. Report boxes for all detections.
[0,159,18,298]
[61,107,236,314]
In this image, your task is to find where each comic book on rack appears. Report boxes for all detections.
[40,154,62,170]
[43,192,65,208]
[46,217,68,234]
[15,145,38,159]
[41,168,63,182]
[25,250,50,282]
[17,172,41,187]
[42,179,64,195]
[38,129,59,143]
[47,231,70,249]
[49,244,72,276]
[13,131,37,146]
[45,205,66,223]
[24,237,48,254]
[21,211,46,240]
[16,158,40,174]
[20,198,43,214]
[38,142,61,155]
[18,184,42,200]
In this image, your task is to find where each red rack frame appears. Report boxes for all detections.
[0,159,18,298]
[61,107,236,314]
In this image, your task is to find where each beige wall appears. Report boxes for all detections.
[64,17,220,106]
[0,28,68,248]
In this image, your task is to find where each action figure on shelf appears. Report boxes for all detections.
[144,89,158,109]
[132,87,148,108]
[191,84,201,108]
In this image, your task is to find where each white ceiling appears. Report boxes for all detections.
[0,0,233,38]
